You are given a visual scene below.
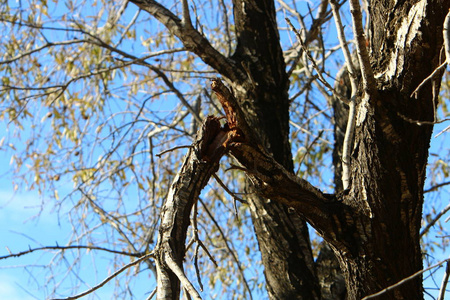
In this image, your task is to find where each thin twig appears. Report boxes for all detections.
[156,145,192,157]
[212,173,246,204]
[421,203,450,237]
[438,258,450,300]
[0,245,142,260]
[397,112,450,126]
[191,200,204,291]
[298,130,324,168]
[424,181,450,193]
[286,18,349,104]
[0,40,87,65]
[50,252,154,300]
[199,198,254,300]
[362,258,450,300]
[411,61,448,99]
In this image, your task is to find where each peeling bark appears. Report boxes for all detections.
[155,115,240,300]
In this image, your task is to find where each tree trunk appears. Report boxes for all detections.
[333,1,448,298]
[229,0,322,298]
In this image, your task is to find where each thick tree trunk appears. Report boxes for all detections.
[333,1,449,298]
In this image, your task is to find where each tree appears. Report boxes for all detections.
[0,0,450,299]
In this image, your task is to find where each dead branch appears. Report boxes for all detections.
[154,89,246,299]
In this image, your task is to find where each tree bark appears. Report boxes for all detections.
[228,1,322,298]
[154,115,240,299]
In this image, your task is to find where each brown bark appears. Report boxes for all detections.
[228,1,322,298]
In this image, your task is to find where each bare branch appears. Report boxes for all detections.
[199,198,254,300]
[438,257,450,300]
[330,0,358,82]
[411,10,450,98]
[444,9,450,64]
[348,0,377,97]
[424,181,450,193]
[282,0,332,77]
[330,0,360,190]
[411,61,448,98]
[181,0,193,29]
[165,252,202,300]
[0,245,142,260]
[362,258,450,300]
[128,0,243,82]
[286,18,349,104]
[0,40,87,65]
[50,252,154,300]
[420,202,450,237]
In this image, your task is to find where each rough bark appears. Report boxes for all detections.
[228,1,322,298]
[154,115,241,300]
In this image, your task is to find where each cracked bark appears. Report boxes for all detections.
[154,115,240,300]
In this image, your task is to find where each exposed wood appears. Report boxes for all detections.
[154,114,240,299]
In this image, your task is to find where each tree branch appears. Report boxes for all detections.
[210,79,355,252]
[411,9,450,98]
[286,18,349,104]
[330,0,359,190]
[0,245,142,260]
[348,0,377,97]
[362,257,450,300]
[51,252,154,300]
[154,109,244,299]
[128,0,244,82]
[444,9,450,64]
[438,257,450,300]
